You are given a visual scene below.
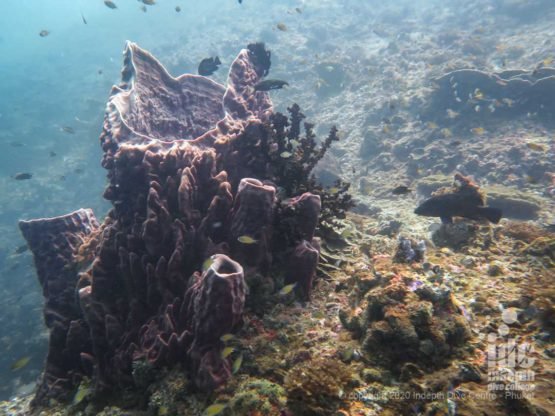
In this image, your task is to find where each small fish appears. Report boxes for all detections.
[202,257,214,271]
[451,140,462,146]
[61,126,75,134]
[72,383,91,405]
[391,185,412,195]
[10,356,31,371]
[221,346,234,359]
[104,1,117,9]
[14,245,28,255]
[447,398,457,416]
[471,127,485,135]
[295,7,302,13]
[427,122,439,129]
[141,0,156,4]
[13,173,32,180]
[543,57,554,67]
[446,109,459,119]
[315,78,328,90]
[473,88,484,100]
[280,151,292,158]
[526,142,546,152]
[254,79,289,92]
[237,235,258,244]
[441,128,453,138]
[175,6,181,12]
[278,282,297,296]
[474,105,481,112]
[198,56,221,76]
[276,23,288,31]
[525,175,538,184]
[339,348,355,362]
[232,353,243,374]
[81,13,87,24]
[39,30,50,37]
[414,192,502,224]
[220,333,236,343]
[459,305,472,322]
[98,69,103,74]
[49,151,57,157]
[204,404,226,416]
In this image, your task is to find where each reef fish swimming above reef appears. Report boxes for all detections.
[198,56,221,76]
[254,79,289,91]
[414,192,502,224]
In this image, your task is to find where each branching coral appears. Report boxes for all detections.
[223,102,354,237]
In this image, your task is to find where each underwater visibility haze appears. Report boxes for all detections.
[0,0,554,415]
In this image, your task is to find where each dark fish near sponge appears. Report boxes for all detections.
[414,192,502,224]
[198,57,221,76]
[14,244,28,254]
[247,42,271,76]
[392,185,412,195]
[13,173,33,180]
[254,79,288,91]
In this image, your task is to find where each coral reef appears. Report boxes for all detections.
[431,222,479,248]
[425,66,555,124]
[393,236,426,263]
[221,101,354,236]
[227,378,286,415]
[341,274,471,372]
[284,356,353,416]
[18,41,351,408]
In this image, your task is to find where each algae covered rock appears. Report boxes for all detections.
[416,174,452,197]
[346,277,470,373]
[228,378,286,415]
[284,356,353,416]
[432,222,478,248]
[486,185,542,220]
